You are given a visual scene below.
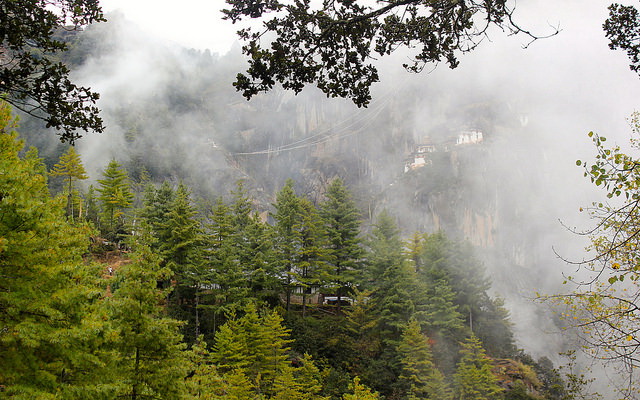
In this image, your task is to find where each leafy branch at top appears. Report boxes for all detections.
[222,0,559,107]
[0,0,106,143]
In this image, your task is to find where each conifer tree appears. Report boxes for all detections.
[364,210,404,287]
[160,183,207,340]
[453,334,503,400]
[85,184,100,227]
[320,178,363,309]
[398,319,453,400]
[272,179,303,312]
[138,181,175,249]
[297,197,332,316]
[205,197,252,325]
[212,304,293,386]
[367,212,414,341]
[211,304,326,398]
[416,232,515,357]
[49,146,88,220]
[227,182,278,306]
[0,104,106,397]
[105,242,190,399]
[160,183,204,274]
[96,159,134,240]
[343,377,380,400]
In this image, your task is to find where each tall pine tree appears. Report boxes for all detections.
[453,334,503,400]
[0,103,106,397]
[96,159,134,241]
[320,178,363,309]
[105,241,190,399]
[49,146,88,221]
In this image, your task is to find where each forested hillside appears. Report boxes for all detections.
[0,99,568,398]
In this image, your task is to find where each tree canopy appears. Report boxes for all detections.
[0,0,105,142]
[222,0,558,107]
[605,2,640,76]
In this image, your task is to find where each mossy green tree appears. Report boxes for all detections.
[398,318,453,400]
[105,242,190,399]
[96,159,134,241]
[0,102,107,397]
[453,334,503,400]
[49,146,88,220]
[320,178,363,309]
[159,183,206,337]
[211,304,325,398]
[205,197,252,328]
[272,179,303,313]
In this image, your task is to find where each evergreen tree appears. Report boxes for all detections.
[320,178,363,309]
[0,104,106,397]
[85,184,100,227]
[453,334,503,400]
[96,159,134,240]
[343,377,380,400]
[227,182,278,306]
[364,210,404,287]
[398,319,453,400]
[49,146,88,220]
[204,197,252,327]
[272,180,332,314]
[212,304,293,387]
[367,212,414,342]
[138,181,175,249]
[296,197,332,316]
[160,183,204,275]
[105,242,190,399]
[417,233,515,357]
[211,304,326,397]
[160,183,207,341]
[272,179,303,312]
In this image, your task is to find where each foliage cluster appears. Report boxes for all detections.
[0,0,105,142]
[222,0,557,107]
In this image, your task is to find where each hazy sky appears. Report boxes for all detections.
[99,0,238,54]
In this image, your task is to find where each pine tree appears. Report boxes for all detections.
[453,334,503,400]
[105,242,190,399]
[272,179,303,312]
[320,178,363,309]
[211,304,327,398]
[138,181,175,249]
[160,183,207,341]
[367,212,414,341]
[398,319,453,400]
[0,104,107,397]
[364,210,404,287]
[296,197,332,317]
[228,182,278,306]
[212,304,293,395]
[160,183,204,274]
[85,184,100,227]
[204,197,251,326]
[343,377,380,400]
[49,146,88,221]
[416,233,515,357]
[96,159,134,240]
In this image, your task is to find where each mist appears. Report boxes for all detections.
[33,0,640,392]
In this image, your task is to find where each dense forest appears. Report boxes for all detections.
[0,98,572,399]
